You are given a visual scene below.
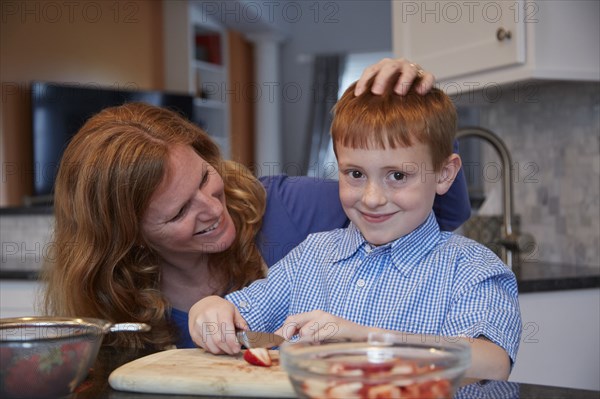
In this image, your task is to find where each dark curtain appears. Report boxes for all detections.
[306,54,345,177]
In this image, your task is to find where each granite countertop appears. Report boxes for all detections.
[0,206,53,215]
[1,207,599,293]
[515,262,600,293]
[2,260,598,294]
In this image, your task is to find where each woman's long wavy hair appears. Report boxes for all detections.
[41,102,266,349]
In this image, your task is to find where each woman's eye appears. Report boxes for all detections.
[392,171,406,181]
[169,207,186,222]
[199,171,209,188]
[350,170,363,179]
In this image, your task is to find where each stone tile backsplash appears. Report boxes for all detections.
[472,81,599,267]
[0,214,54,272]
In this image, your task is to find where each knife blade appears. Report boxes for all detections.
[236,330,285,349]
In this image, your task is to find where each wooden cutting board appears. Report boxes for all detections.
[109,348,296,397]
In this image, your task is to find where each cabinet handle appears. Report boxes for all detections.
[496,27,512,41]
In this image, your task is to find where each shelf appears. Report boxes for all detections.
[193,60,225,74]
[163,1,230,159]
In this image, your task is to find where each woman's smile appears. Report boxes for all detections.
[193,214,233,238]
[195,217,221,235]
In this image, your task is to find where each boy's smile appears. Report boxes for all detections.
[337,143,456,246]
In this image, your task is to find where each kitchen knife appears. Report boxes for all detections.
[236,330,285,349]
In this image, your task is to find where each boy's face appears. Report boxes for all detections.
[337,142,457,246]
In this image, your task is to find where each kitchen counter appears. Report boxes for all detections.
[2,261,598,294]
[515,262,600,293]
[1,206,599,293]
[72,347,599,398]
[0,206,53,215]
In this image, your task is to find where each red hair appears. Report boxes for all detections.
[43,103,266,348]
[331,77,457,171]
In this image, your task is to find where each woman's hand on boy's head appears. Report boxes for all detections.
[188,295,247,355]
[355,58,435,96]
[274,310,365,344]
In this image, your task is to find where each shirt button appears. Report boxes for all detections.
[356,279,366,287]
[239,300,249,309]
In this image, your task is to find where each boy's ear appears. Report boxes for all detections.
[436,154,462,195]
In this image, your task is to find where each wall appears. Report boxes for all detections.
[0,212,52,316]
[473,81,600,267]
[274,0,599,267]
[0,213,53,273]
[278,0,393,173]
[273,0,599,267]
[0,0,164,206]
[0,280,44,318]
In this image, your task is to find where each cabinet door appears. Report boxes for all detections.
[0,280,42,318]
[393,0,526,80]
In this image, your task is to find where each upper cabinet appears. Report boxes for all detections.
[393,0,599,93]
[163,1,230,157]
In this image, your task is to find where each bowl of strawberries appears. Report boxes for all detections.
[0,317,149,399]
[280,332,470,399]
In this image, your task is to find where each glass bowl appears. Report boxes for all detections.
[280,332,471,399]
[0,317,149,399]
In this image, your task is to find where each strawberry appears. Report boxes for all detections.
[364,384,402,399]
[0,347,13,368]
[326,381,363,398]
[243,348,272,367]
[61,341,88,358]
[3,355,48,398]
[2,344,88,398]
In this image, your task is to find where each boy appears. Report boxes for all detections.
[189,78,521,380]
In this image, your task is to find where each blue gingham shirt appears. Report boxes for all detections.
[226,212,522,363]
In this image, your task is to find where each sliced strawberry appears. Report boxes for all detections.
[326,381,363,398]
[3,355,47,397]
[243,348,272,367]
[0,347,13,367]
[364,383,402,399]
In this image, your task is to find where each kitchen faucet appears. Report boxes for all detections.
[456,127,534,270]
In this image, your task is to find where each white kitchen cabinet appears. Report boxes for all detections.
[163,1,230,157]
[509,288,600,391]
[0,280,44,318]
[393,0,600,93]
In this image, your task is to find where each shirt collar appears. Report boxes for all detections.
[335,212,442,273]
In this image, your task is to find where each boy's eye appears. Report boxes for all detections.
[350,170,363,179]
[392,171,406,181]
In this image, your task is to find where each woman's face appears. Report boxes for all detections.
[141,144,236,261]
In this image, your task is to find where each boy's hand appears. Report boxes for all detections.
[274,310,366,344]
[188,295,248,355]
[355,58,435,96]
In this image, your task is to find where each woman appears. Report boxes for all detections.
[42,59,470,349]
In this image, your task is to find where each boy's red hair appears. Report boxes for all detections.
[331,76,457,171]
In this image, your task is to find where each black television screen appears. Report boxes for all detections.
[31,82,195,199]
